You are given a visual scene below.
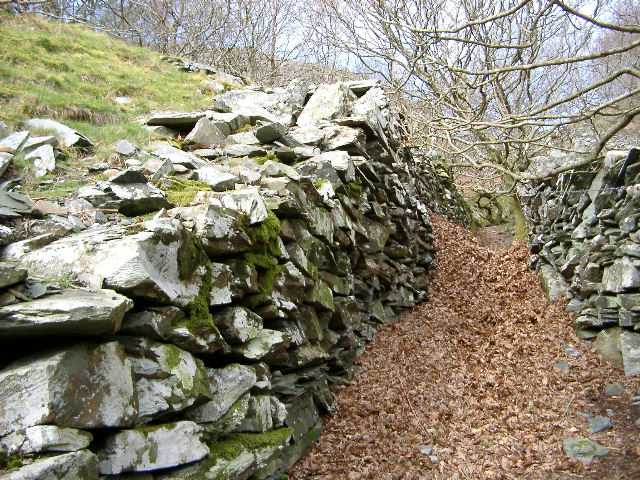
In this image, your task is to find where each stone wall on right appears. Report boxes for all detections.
[520,148,640,376]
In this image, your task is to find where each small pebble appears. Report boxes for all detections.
[588,415,613,433]
[564,344,581,358]
[604,383,624,397]
[555,360,570,374]
[418,444,433,456]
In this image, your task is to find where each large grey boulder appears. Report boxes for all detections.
[19,219,209,307]
[22,119,92,148]
[97,421,208,474]
[0,426,92,455]
[120,337,212,421]
[297,83,355,127]
[0,450,99,480]
[194,165,238,191]
[0,288,133,338]
[184,364,256,423]
[0,342,137,436]
[184,118,226,145]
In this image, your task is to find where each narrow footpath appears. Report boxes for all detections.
[291,217,640,479]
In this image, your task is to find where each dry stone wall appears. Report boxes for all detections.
[0,79,466,479]
[521,148,640,377]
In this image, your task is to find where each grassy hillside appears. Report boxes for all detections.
[0,14,210,157]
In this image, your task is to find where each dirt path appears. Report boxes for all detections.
[291,216,640,479]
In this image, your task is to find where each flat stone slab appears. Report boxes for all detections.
[0,342,137,436]
[22,119,92,148]
[146,111,209,129]
[0,288,133,338]
[18,219,209,308]
[0,450,99,480]
[98,421,209,474]
[0,425,93,455]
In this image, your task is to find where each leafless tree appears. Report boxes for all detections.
[308,0,640,187]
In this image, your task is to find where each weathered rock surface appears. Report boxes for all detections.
[120,337,212,421]
[185,364,256,423]
[0,342,136,436]
[0,450,99,480]
[0,288,133,338]
[562,436,609,464]
[19,219,209,307]
[0,262,27,289]
[22,119,92,148]
[0,426,92,455]
[97,421,208,474]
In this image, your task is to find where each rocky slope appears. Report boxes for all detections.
[0,68,467,479]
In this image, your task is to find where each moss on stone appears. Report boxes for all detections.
[0,452,23,471]
[345,181,363,198]
[177,230,209,282]
[231,428,293,451]
[208,428,293,462]
[184,264,215,329]
[165,176,211,206]
[243,252,282,296]
[241,210,284,296]
[162,344,183,371]
[245,211,281,249]
[253,152,278,165]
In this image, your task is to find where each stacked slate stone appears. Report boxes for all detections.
[520,148,640,377]
[0,80,467,479]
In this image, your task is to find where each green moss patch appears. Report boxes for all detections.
[164,176,212,206]
[253,152,278,165]
[208,428,293,461]
[184,264,215,329]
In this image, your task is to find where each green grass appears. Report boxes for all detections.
[0,14,210,155]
